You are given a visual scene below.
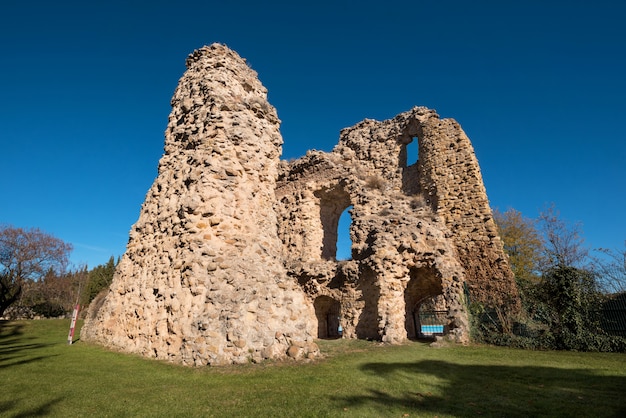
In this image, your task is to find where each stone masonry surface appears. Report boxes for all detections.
[81,44,519,365]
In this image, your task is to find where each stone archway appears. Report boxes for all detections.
[404,266,444,339]
[314,186,351,260]
[314,295,341,339]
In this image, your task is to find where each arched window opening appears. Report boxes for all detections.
[401,137,421,195]
[336,205,353,260]
[314,296,341,339]
[315,186,351,260]
[406,137,419,167]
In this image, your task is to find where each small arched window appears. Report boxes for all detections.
[316,187,351,260]
[336,205,353,260]
[406,137,419,166]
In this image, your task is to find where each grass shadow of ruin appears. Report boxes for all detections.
[0,321,58,370]
[0,320,25,339]
[0,397,65,418]
[333,359,626,417]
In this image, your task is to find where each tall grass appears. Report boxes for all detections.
[1,319,625,417]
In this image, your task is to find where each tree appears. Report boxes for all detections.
[540,265,603,350]
[591,242,626,293]
[538,204,589,269]
[0,225,72,317]
[20,267,87,317]
[83,256,117,305]
[495,204,590,275]
[484,206,625,351]
[493,208,545,283]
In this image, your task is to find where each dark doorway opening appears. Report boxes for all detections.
[404,267,444,339]
[314,296,341,339]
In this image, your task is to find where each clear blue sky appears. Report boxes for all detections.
[1,0,624,269]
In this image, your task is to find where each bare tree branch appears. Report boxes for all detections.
[0,225,72,317]
[538,204,589,269]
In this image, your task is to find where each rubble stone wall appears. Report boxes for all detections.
[276,108,519,344]
[81,44,318,366]
[82,44,518,365]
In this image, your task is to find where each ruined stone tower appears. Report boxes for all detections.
[82,44,519,365]
[81,44,319,365]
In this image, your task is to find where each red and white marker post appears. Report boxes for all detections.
[67,304,80,345]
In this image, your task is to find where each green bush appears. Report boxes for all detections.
[31,301,66,318]
[471,266,626,352]
[83,256,117,304]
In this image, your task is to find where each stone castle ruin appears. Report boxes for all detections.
[81,44,519,366]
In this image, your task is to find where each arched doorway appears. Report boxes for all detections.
[314,296,341,339]
[404,267,444,339]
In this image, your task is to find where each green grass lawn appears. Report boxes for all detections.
[1,320,625,417]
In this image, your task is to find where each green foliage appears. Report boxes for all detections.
[472,265,626,352]
[2,320,626,417]
[487,206,626,352]
[83,256,117,304]
[540,266,602,349]
[493,208,544,283]
[30,301,66,317]
[2,252,118,318]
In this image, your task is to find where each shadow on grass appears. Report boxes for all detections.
[334,360,626,417]
[0,320,25,339]
[0,397,64,417]
[0,321,57,370]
